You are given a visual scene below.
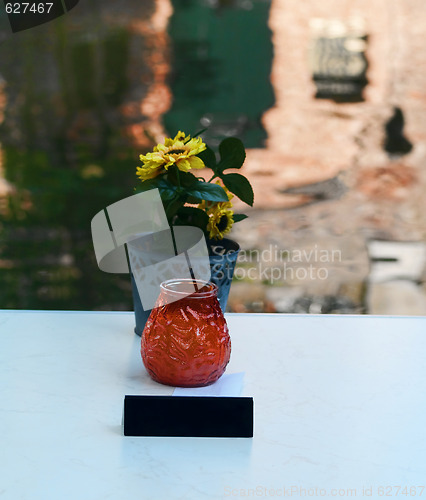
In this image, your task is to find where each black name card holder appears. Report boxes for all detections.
[123,395,254,438]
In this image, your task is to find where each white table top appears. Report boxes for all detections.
[1,311,425,500]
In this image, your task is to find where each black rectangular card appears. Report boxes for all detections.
[123,395,254,438]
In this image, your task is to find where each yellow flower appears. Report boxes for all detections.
[136,131,206,181]
[207,204,234,240]
[203,181,234,239]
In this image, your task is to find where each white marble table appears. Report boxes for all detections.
[1,311,425,500]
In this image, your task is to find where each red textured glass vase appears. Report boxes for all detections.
[141,279,231,387]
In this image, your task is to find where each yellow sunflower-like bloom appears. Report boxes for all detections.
[203,181,234,240]
[207,203,234,240]
[136,131,206,182]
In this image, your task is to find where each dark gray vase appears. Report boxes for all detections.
[132,238,240,336]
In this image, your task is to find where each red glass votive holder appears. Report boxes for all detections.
[141,279,231,387]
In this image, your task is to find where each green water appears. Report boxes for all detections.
[0,0,274,310]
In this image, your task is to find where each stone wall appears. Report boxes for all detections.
[229,0,426,314]
[239,0,426,226]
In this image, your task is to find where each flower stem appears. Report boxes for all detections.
[176,168,182,191]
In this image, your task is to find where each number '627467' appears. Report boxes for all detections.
[5,2,54,14]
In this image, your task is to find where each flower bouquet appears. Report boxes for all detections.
[136,130,253,241]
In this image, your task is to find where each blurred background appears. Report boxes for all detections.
[0,0,425,314]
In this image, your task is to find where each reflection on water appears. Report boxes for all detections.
[0,2,155,309]
[0,0,274,310]
[165,0,274,147]
[2,0,424,314]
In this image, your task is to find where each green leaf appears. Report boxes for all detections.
[157,178,179,201]
[136,177,178,201]
[167,166,198,188]
[222,173,254,206]
[197,146,217,170]
[186,195,203,204]
[174,206,209,231]
[164,196,184,220]
[233,213,248,223]
[186,181,229,203]
[217,138,246,171]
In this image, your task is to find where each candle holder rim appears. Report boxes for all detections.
[159,278,218,298]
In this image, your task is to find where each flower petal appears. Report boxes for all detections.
[187,156,205,170]
[176,158,191,172]
[206,203,234,240]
